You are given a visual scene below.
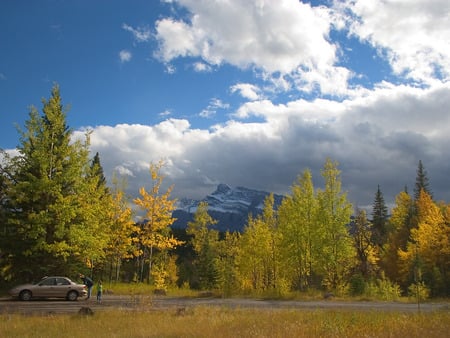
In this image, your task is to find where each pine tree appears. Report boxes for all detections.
[414,160,432,200]
[371,185,389,248]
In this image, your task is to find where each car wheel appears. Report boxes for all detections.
[67,290,78,301]
[19,290,32,301]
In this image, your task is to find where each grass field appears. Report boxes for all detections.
[1,306,449,338]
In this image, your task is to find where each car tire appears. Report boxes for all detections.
[19,290,32,301]
[67,290,78,301]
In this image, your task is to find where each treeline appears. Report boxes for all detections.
[1,86,449,298]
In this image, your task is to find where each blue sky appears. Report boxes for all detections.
[1,0,450,208]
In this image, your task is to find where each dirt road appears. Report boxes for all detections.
[0,295,448,315]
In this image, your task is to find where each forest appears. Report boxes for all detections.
[1,85,449,298]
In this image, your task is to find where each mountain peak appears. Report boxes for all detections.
[172,183,284,232]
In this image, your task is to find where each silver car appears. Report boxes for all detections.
[9,276,88,301]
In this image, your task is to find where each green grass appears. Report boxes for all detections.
[1,307,449,338]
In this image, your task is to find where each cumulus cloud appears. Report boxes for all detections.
[342,0,450,83]
[230,83,261,101]
[154,0,349,95]
[81,81,450,207]
[81,0,450,208]
[119,50,132,63]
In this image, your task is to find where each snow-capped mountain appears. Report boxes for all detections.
[172,183,284,232]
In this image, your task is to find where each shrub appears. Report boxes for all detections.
[408,282,430,301]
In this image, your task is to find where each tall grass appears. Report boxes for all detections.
[1,307,448,338]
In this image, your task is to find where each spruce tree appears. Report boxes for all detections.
[414,160,432,200]
[187,201,219,290]
[2,85,104,280]
[371,185,389,247]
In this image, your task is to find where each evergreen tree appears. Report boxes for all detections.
[414,160,432,200]
[1,85,102,280]
[351,209,379,279]
[187,201,219,290]
[371,185,389,248]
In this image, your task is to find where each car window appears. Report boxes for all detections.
[40,278,56,286]
[56,277,70,285]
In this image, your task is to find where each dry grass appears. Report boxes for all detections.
[1,306,449,338]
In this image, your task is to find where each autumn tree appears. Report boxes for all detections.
[133,160,182,285]
[237,194,281,293]
[1,85,106,280]
[315,158,355,291]
[105,173,139,283]
[371,185,389,248]
[216,231,241,296]
[381,190,414,285]
[278,169,318,290]
[398,191,450,296]
[186,201,219,290]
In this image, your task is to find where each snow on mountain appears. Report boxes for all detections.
[173,183,284,232]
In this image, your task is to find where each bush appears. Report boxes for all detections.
[349,274,366,296]
[364,278,401,301]
[408,282,430,301]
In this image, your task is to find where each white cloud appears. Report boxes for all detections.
[342,0,450,83]
[155,0,348,95]
[122,23,151,43]
[230,83,261,101]
[199,98,230,118]
[119,50,132,63]
[80,81,450,207]
[193,62,212,72]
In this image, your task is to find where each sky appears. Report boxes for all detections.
[1,0,449,210]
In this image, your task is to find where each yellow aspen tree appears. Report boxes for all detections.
[237,194,279,293]
[398,190,450,296]
[316,158,355,292]
[105,177,139,282]
[133,160,182,284]
[278,169,318,291]
[381,190,413,285]
[216,231,241,296]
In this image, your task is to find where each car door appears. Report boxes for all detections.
[54,277,71,298]
[36,277,57,298]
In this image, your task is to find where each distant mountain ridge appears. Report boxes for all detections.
[172,183,284,232]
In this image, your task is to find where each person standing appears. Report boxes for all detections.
[79,274,94,299]
[96,280,103,303]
